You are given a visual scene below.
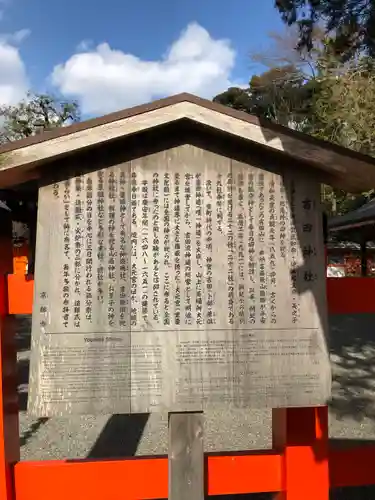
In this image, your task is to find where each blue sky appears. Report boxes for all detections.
[0,0,286,117]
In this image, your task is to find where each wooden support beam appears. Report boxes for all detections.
[168,412,204,500]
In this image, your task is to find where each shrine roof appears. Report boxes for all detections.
[330,199,375,230]
[0,92,375,191]
[328,199,375,242]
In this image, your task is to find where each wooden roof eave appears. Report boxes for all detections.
[0,93,375,191]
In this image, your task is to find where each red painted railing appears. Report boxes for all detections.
[9,274,375,316]
[5,253,375,498]
[326,277,375,314]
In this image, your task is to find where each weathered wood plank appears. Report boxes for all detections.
[1,99,372,191]
[28,143,330,416]
[168,412,204,500]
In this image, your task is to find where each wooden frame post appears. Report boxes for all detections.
[168,412,204,500]
[272,406,329,500]
[0,214,20,500]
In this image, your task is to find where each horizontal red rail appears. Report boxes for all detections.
[8,270,375,498]
[15,458,169,500]
[326,277,375,314]
[207,452,281,495]
[14,453,282,500]
[329,446,375,488]
[10,276,375,315]
[13,446,375,500]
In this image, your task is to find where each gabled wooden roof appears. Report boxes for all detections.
[329,199,375,232]
[1,92,375,191]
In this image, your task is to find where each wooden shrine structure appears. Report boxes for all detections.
[329,198,375,276]
[1,94,375,499]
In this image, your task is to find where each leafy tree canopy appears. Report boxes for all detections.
[214,64,318,131]
[0,92,81,253]
[213,29,375,216]
[0,92,80,144]
[275,0,375,60]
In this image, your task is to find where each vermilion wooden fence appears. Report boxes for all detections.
[3,243,375,499]
[326,276,375,314]
[11,274,373,316]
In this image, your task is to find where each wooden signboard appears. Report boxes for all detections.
[28,145,330,416]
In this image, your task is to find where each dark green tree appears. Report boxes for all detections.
[213,47,375,216]
[213,87,253,113]
[275,0,375,59]
[248,65,318,128]
[0,92,80,144]
[214,65,318,131]
[0,92,81,273]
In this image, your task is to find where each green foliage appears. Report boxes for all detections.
[214,65,319,131]
[313,55,375,156]
[213,87,253,113]
[312,53,375,215]
[275,0,375,60]
[321,186,373,217]
[0,91,80,234]
[0,92,80,144]
[249,65,317,128]
[213,31,375,216]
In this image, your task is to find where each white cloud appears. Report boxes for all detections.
[76,39,93,52]
[8,28,31,44]
[52,22,240,115]
[0,0,30,106]
[0,28,31,46]
[0,39,28,105]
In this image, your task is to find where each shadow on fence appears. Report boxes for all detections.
[16,313,375,421]
[329,313,375,421]
[13,313,375,498]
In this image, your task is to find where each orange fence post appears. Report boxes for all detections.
[0,217,20,500]
[7,275,34,315]
[272,406,329,500]
[13,243,29,276]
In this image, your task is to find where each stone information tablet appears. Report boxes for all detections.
[28,145,330,416]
